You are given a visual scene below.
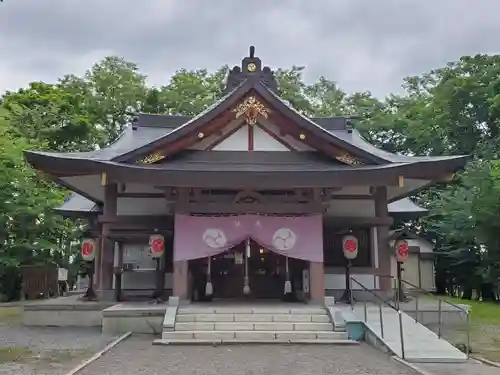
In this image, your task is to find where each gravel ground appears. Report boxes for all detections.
[0,325,117,375]
[78,336,417,375]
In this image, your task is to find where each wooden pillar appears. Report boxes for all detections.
[374,187,392,293]
[173,261,189,300]
[99,181,117,300]
[114,241,124,302]
[309,261,325,303]
[93,223,102,291]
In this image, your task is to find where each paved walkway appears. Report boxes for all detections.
[416,360,499,375]
[343,304,467,362]
[78,336,416,375]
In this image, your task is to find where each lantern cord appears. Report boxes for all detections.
[243,238,251,295]
[284,257,292,294]
[205,256,213,296]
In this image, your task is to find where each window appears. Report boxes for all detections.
[323,227,372,267]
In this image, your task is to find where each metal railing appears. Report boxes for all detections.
[350,277,406,359]
[399,279,471,359]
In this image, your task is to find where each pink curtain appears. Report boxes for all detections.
[173,214,323,262]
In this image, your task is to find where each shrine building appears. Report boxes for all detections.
[24,48,466,303]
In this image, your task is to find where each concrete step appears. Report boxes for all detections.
[175,313,331,323]
[177,307,328,315]
[153,338,359,345]
[162,330,349,341]
[174,322,334,332]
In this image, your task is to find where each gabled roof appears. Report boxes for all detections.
[112,77,391,164]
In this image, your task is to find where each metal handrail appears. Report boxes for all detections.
[399,278,470,359]
[350,277,405,359]
[399,279,469,313]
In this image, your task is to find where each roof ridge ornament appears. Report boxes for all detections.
[224,46,278,94]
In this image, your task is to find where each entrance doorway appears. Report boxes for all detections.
[189,240,307,301]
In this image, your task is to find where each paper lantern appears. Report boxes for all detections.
[395,239,409,263]
[81,239,97,262]
[342,234,358,260]
[149,234,165,258]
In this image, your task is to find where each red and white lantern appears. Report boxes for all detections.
[342,234,358,260]
[395,239,409,263]
[149,234,165,258]
[81,238,97,262]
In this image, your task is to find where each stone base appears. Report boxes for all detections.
[22,294,114,327]
[101,303,167,335]
[97,289,115,301]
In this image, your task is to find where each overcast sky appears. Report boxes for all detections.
[1,0,500,98]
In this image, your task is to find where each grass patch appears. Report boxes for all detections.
[436,296,500,325]
[0,347,34,364]
[420,295,500,362]
[0,307,21,324]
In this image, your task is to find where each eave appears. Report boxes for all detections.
[24,149,468,190]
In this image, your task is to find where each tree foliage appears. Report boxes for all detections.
[1,53,500,300]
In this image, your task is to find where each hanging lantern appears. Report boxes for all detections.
[81,239,97,262]
[342,234,358,260]
[395,239,409,263]
[149,234,165,258]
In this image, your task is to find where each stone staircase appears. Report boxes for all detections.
[154,304,358,345]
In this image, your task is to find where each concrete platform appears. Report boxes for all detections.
[102,302,167,335]
[22,294,115,327]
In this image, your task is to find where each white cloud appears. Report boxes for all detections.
[1,0,500,97]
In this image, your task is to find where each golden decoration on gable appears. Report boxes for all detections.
[336,152,362,165]
[233,96,269,125]
[137,151,165,164]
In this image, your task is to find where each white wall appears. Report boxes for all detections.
[259,119,314,151]
[117,198,169,215]
[123,183,164,194]
[252,126,290,151]
[212,125,249,151]
[325,199,375,216]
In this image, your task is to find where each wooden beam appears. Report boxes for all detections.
[163,107,236,156]
[330,195,374,200]
[117,192,165,198]
[323,216,393,227]
[248,123,254,150]
[98,215,174,229]
[176,202,325,215]
[205,121,245,150]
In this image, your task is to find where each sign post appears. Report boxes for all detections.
[150,234,165,300]
[394,239,409,303]
[81,239,97,300]
[339,234,358,304]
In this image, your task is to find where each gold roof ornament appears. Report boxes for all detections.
[137,151,165,164]
[336,152,362,165]
[233,96,269,125]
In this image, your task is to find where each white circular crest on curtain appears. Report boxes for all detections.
[202,228,227,248]
[272,228,297,250]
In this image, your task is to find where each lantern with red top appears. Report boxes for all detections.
[395,239,409,263]
[81,238,97,262]
[339,233,358,304]
[81,238,97,300]
[149,233,165,300]
[394,239,409,302]
[149,234,165,258]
